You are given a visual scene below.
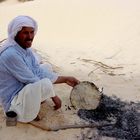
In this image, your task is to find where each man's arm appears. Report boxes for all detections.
[54,76,80,87]
[52,76,79,110]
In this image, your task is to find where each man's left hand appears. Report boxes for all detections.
[54,76,80,87]
[65,76,80,87]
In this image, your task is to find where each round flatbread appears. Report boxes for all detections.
[70,81,102,110]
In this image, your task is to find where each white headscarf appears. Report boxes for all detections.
[0,15,38,54]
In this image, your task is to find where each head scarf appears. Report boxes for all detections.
[0,15,38,54]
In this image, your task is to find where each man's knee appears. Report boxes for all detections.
[40,78,55,97]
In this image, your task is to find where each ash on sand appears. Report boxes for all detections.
[78,95,140,140]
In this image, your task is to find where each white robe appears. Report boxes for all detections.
[9,64,56,123]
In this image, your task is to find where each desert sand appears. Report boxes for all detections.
[0,0,140,139]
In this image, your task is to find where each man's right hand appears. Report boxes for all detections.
[51,96,62,110]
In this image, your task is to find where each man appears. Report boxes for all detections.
[0,15,79,123]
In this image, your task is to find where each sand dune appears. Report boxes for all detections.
[0,0,140,139]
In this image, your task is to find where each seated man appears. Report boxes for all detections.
[0,15,79,123]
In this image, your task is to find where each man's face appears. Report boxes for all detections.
[15,26,35,49]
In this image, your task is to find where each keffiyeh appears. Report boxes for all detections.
[0,15,38,54]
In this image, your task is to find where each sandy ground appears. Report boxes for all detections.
[0,0,140,139]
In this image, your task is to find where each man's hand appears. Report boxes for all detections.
[65,76,80,87]
[51,96,62,110]
[54,76,80,87]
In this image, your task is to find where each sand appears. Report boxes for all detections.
[0,0,140,139]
